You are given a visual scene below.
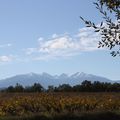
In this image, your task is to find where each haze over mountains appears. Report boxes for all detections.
[0,72,118,88]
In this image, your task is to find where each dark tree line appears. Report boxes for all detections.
[1,80,120,93]
[51,80,120,92]
[1,83,44,93]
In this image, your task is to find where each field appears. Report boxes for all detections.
[0,92,120,120]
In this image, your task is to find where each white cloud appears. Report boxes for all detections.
[0,43,12,48]
[0,43,14,63]
[25,27,102,60]
[26,48,37,55]
[52,34,58,38]
[38,37,44,42]
[0,55,13,62]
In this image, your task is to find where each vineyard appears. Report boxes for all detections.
[0,93,120,119]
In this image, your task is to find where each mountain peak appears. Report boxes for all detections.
[0,72,116,88]
[59,73,68,77]
[41,72,53,79]
[27,72,36,76]
[71,72,87,78]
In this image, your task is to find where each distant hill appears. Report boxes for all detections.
[0,72,118,88]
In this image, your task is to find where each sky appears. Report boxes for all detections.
[0,0,120,80]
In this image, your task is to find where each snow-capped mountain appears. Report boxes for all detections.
[71,72,90,78]
[0,72,117,88]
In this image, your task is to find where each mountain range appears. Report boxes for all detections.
[0,72,118,88]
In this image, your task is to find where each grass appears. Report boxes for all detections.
[0,92,120,120]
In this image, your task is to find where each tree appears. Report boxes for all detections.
[57,84,72,92]
[31,83,44,92]
[80,0,120,57]
[48,85,55,92]
[93,81,106,92]
[6,86,14,92]
[14,83,24,92]
[81,80,92,92]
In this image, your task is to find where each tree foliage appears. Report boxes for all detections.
[2,83,44,93]
[2,80,120,92]
[80,0,120,57]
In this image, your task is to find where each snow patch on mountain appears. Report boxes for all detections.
[0,72,117,88]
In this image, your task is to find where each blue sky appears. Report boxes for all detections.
[0,0,120,80]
